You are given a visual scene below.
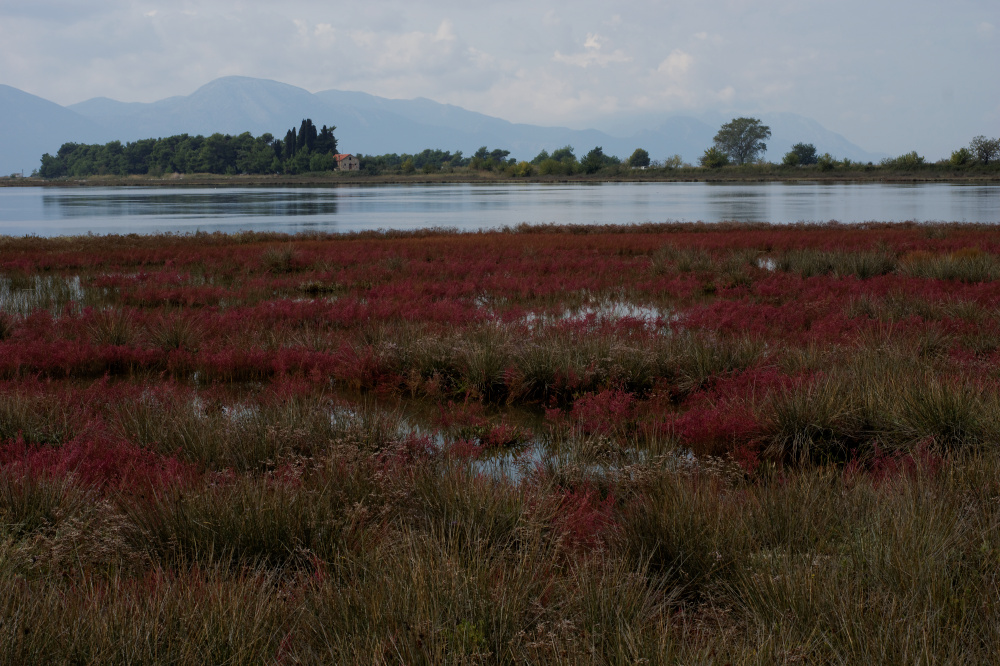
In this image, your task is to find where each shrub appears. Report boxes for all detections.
[894,375,997,449]
[619,470,745,600]
[699,147,730,168]
[508,161,535,177]
[880,151,925,169]
[148,312,202,352]
[88,308,140,347]
[762,373,863,462]
[950,147,973,167]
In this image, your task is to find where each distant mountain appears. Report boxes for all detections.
[0,85,109,176]
[760,112,887,163]
[68,77,337,140]
[0,76,883,174]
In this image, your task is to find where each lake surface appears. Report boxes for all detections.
[1,182,999,236]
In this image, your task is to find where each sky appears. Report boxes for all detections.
[1,0,998,159]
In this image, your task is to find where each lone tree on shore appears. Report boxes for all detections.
[970,136,1000,165]
[713,117,771,165]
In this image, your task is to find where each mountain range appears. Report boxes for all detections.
[1,76,886,176]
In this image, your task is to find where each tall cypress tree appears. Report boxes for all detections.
[297,119,317,152]
[317,125,337,155]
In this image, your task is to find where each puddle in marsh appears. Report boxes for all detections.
[368,392,689,484]
[185,382,686,484]
[476,292,674,330]
[525,301,672,327]
[757,257,777,271]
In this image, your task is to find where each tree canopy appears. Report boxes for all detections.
[712,117,771,165]
[39,120,338,178]
[970,136,1000,165]
[357,149,467,175]
[628,148,651,168]
[468,146,514,171]
[783,142,818,166]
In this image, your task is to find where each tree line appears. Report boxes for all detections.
[38,119,339,178]
[36,116,1000,179]
[356,145,650,177]
[699,117,1000,172]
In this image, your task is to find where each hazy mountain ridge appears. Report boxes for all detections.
[1,76,884,175]
[0,85,110,176]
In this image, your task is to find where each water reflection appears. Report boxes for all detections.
[43,189,339,219]
[1,182,997,236]
[704,183,770,222]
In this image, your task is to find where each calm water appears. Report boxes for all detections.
[1,182,998,236]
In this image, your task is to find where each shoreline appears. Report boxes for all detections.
[3,169,1000,188]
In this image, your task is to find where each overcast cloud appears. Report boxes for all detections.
[1,0,997,158]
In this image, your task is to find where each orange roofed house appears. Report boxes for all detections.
[334,154,360,171]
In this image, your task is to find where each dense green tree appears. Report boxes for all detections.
[172,136,204,173]
[582,146,606,174]
[297,119,318,153]
[783,142,817,166]
[970,135,1000,165]
[197,134,237,173]
[284,150,313,175]
[628,148,651,168]
[124,139,156,174]
[531,149,551,165]
[38,152,67,178]
[712,117,771,165]
[469,146,512,171]
[283,129,297,160]
[550,146,577,163]
[236,134,280,174]
[98,141,127,176]
[309,152,337,172]
[534,147,579,175]
[581,146,621,173]
[316,125,338,155]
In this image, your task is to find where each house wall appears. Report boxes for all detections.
[336,155,360,171]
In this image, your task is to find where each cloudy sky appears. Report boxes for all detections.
[1,0,997,158]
